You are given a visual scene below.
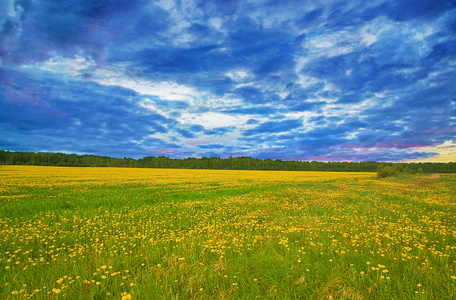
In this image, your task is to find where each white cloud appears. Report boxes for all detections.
[208,17,222,30]
[179,111,248,129]
[406,141,456,163]
[26,55,96,76]
[93,73,199,101]
[305,30,360,57]
[360,31,378,47]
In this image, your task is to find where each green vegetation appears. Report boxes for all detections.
[1,149,455,173]
[1,166,456,299]
[377,165,424,178]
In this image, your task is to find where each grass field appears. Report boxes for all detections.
[1,165,455,299]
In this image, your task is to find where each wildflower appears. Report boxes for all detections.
[121,295,132,300]
[52,288,61,294]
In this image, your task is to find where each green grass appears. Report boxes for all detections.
[0,166,455,299]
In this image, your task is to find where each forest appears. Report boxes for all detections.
[1,150,454,173]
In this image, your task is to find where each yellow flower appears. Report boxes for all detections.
[52,288,61,294]
[121,295,132,300]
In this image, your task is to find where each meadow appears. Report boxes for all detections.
[0,165,455,299]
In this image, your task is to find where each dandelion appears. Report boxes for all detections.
[121,295,132,300]
[52,288,61,294]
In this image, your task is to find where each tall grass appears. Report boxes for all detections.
[0,166,455,299]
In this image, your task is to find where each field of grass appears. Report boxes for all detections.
[1,165,455,299]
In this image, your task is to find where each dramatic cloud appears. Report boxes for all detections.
[1,0,455,161]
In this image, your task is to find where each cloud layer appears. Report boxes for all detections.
[1,0,455,161]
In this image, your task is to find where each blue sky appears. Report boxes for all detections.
[1,0,455,162]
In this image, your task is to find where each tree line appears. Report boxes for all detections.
[0,150,455,173]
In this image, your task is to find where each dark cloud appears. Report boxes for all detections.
[242,119,302,136]
[229,86,281,104]
[1,0,455,162]
[223,106,279,116]
[204,127,235,136]
[196,144,225,149]
[377,0,455,21]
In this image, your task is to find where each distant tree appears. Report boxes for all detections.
[377,165,399,178]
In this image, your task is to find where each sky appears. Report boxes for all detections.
[1,0,455,162]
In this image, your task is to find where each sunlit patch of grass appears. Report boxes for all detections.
[0,165,455,299]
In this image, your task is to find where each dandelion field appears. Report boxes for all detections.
[1,166,455,299]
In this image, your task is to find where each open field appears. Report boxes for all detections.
[1,165,455,299]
